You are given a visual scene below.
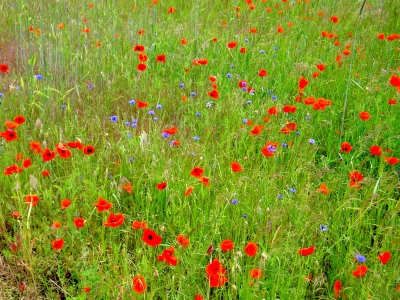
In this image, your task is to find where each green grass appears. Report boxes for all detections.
[0,0,399,299]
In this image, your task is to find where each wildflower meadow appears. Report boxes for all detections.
[0,0,400,299]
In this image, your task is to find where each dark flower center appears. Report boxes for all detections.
[148,235,153,240]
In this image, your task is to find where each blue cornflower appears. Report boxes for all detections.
[34,74,43,80]
[278,194,283,199]
[244,38,249,43]
[195,112,201,117]
[190,91,196,97]
[129,99,136,105]
[296,131,300,135]
[179,83,184,89]
[148,110,155,115]
[61,104,66,109]
[162,132,170,138]
[267,145,276,153]
[241,87,247,92]
[282,142,288,148]
[0,93,4,98]
[356,254,366,263]
[206,102,212,108]
[110,115,118,122]
[274,46,278,51]
[153,117,158,121]
[305,114,311,120]
[272,95,278,100]
[320,225,328,232]
[289,187,296,194]
[231,198,238,204]
[243,119,248,124]
[156,104,162,109]
[125,122,131,126]
[230,64,234,69]
[126,133,132,138]
[226,73,232,79]
[309,138,316,145]
[129,157,134,163]
[260,50,265,54]
[88,84,94,89]
[243,214,247,219]
[193,136,200,141]
[131,122,137,128]
[247,100,252,105]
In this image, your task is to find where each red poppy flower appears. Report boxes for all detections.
[197,58,208,65]
[132,220,147,229]
[42,148,56,162]
[220,239,234,252]
[333,280,342,298]
[52,238,65,251]
[316,63,325,71]
[240,47,246,53]
[83,287,91,293]
[377,33,385,40]
[167,7,176,13]
[56,143,72,159]
[82,27,90,33]
[83,145,95,155]
[206,259,227,287]
[5,121,18,129]
[156,182,167,190]
[298,76,309,89]
[122,182,133,194]
[249,268,262,279]
[352,264,368,277]
[317,183,330,194]
[132,275,147,294]
[180,38,187,45]
[340,142,353,153]
[52,221,61,230]
[133,44,145,52]
[184,186,194,196]
[138,53,148,62]
[1,129,18,142]
[13,115,25,124]
[157,246,178,266]
[250,125,263,136]
[137,63,147,71]
[208,89,219,99]
[25,195,39,206]
[137,100,149,108]
[142,228,162,247]
[378,251,391,265]
[370,145,382,156]
[283,105,296,113]
[194,295,204,300]
[73,218,85,228]
[176,234,190,248]
[389,75,400,87]
[330,16,339,23]
[173,140,180,147]
[156,54,166,62]
[231,162,243,172]
[190,167,204,178]
[359,111,370,120]
[244,241,258,257]
[94,197,113,212]
[4,164,23,175]
[312,72,320,78]
[277,26,284,33]
[349,171,363,188]
[268,106,279,115]
[42,170,50,177]
[12,212,21,219]
[67,141,84,149]
[61,199,72,209]
[342,49,351,56]
[388,98,397,105]
[0,64,9,73]
[227,41,237,49]
[298,245,315,256]
[384,157,399,165]
[22,158,32,168]
[104,212,124,228]
[164,127,178,135]
[258,69,267,77]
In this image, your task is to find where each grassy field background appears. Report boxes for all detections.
[0,0,399,299]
